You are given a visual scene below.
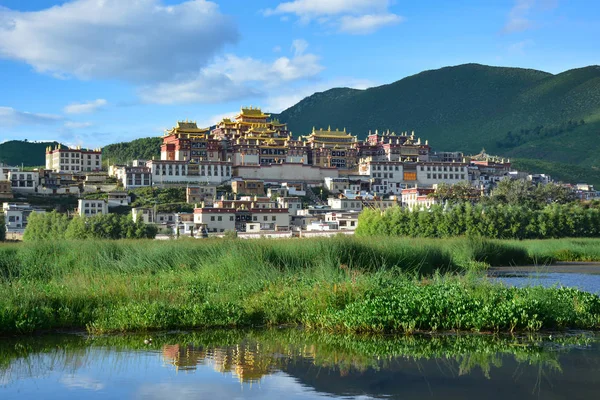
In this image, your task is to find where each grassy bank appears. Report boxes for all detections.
[1,237,600,334]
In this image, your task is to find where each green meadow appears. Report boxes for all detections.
[1,237,600,334]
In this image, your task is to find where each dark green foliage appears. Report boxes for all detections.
[275,64,600,184]
[0,140,64,166]
[22,211,157,241]
[321,281,600,333]
[102,137,162,164]
[511,158,600,186]
[484,180,577,209]
[496,120,586,148]
[356,203,600,240]
[129,186,192,212]
[0,214,5,241]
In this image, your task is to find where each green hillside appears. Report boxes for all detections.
[0,140,63,167]
[102,137,162,165]
[275,63,600,184]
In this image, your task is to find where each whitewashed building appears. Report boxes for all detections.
[148,160,232,186]
[8,171,39,192]
[46,146,102,173]
[77,199,109,217]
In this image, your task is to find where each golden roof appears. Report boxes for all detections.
[238,106,270,118]
[165,121,210,135]
[308,126,353,138]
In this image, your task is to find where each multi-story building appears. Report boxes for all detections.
[124,166,152,189]
[359,160,469,194]
[214,197,277,210]
[0,180,13,199]
[8,171,39,192]
[46,145,102,173]
[193,208,236,233]
[324,211,360,230]
[247,208,290,231]
[231,179,265,196]
[107,192,131,207]
[77,199,109,217]
[327,197,364,211]
[0,164,20,181]
[277,196,302,215]
[186,185,217,204]
[359,130,430,162]
[401,187,437,210]
[431,151,464,163]
[148,160,232,186]
[2,202,45,232]
[415,162,469,186]
[302,127,359,169]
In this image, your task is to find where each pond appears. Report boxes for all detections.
[489,262,600,295]
[1,329,600,399]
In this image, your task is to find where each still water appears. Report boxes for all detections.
[1,329,600,400]
[490,263,600,294]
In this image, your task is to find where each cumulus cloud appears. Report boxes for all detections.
[138,70,261,105]
[264,0,403,34]
[0,106,62,127]
[64,99,107,114]
[0,0,238,82]
[140,41,324,105]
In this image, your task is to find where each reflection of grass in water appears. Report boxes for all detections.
[0,329,593,384]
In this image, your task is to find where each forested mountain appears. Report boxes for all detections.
[101,137,162,165]
[274,63,600,183]
[0,140,63,167]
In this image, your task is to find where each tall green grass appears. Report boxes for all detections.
[0,237,600,334]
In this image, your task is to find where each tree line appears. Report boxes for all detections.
[356,203,600,240]
[23,211,158,241]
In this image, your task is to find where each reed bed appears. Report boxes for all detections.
[0,237,599,334]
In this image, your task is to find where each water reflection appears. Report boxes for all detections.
[1,330,600,399]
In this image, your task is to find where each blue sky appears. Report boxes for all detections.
[0,0,598,147]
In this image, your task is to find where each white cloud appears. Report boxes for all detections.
[292,39,309,56]
[0,106,62,127]
[138,70,260,104]
[64,99,107,114]
[140,41,324,105]
[339,13,404,34]
[60,375,104,391]
[64,121,93,129]
[0,0,238,82]
[502,0,557,33]
[265,0,390,18]
[264,0,402,34]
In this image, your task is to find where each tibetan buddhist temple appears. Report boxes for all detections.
[157,106,432,173]
[302,127,359,169]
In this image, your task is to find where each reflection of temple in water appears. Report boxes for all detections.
[162,341,299,382]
